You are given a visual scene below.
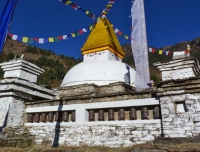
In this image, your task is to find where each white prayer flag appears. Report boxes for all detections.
[63,35,67,40]
[12,35,18,40]
[149,47,152,52]
[82,28,87,32]
[39,38,44,44]
[131,0,150,91]
[114,28,119,33]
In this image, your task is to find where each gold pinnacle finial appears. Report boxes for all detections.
[81,18,125,59]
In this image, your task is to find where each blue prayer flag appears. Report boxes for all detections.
[0,0,17,53]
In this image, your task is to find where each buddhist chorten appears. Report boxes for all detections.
[61,18,135,87]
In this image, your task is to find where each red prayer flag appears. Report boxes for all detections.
[34,38,39,42]
[78,30,83,34]
[71,4,77,8]
[8,33,13,37]
[152,48,156,53]
[117,31,122,36]
[184,50,189,54]
[168,51,173,56]
[58,36,63,40]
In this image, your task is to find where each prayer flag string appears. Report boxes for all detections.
[8,21,131,44]
[148,47,190,56]
[101,0,116,16]
[58,0,98,20]
[8,22,97,44]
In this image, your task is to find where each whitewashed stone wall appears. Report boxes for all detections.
[0,97,24,127]
[160,93,200,137]
[25,122,161,147]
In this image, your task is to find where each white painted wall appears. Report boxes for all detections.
[83,50,121,62]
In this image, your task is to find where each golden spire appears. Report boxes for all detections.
[81,18,125,59]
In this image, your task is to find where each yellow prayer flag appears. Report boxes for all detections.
[22,37,28,43]
[49,37,54,42]
[125,36,128,39]
[71,33,75,37]
[159,50,163,55]
[89,25,93,30]
[65,1,72,5]
[86,11,89,15]
[107,4,112,7]
[97,17,101,22]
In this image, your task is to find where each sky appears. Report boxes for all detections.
[1,0,200,59]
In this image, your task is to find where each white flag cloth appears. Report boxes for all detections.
[12,35,18,40]
[39,38,44,44]
[114,28,119,33]
[63,35,68,40]
[82,28,87,32]
[149,47,152,52]
[131,0,150,91]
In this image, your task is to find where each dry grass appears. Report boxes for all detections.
[0,143,200,152]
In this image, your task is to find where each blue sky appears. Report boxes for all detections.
[1,0,200,59]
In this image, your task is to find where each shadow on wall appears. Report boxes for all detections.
[0,111,9,132]
[124,65,130,85]
[52,101,63,147]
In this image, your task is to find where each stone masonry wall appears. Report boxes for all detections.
[26,123,161,147]
[0,97,25,127]
[160,93,200,137]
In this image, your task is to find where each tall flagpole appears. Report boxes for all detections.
[131,0,150,91]
[0,0,18,55]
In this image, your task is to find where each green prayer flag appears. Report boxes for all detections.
[28,38,33,43]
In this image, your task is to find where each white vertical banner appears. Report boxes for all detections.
[131,0,150,91]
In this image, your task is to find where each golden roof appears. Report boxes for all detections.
[81,18,125,59]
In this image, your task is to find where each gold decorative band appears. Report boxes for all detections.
[82,46,124,59]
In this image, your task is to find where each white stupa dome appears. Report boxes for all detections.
[61,19,136,88]
[61,60,135,87]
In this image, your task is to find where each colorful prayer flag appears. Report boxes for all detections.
[117,31,122,36]
[28,38,33,43]
[89,25,93,30]
[86,11,89,15]
[48,37,54,42]
[34,38,39,42]
[65,1,72,5]
[149,48,152,52]
[63,35,67,40]
[159,50,163,55]
[108,0,115,3]
[17,36,22,41]
[114,28,119,33]
[125,35,129,39]
[71,33,75,37]
[12,34,18,40]
[152,48,156,53]
[39,38,44,43]
[78,30,83,34]
[82,28,87,32]
[168,51,173,56]
[22,37,28,43]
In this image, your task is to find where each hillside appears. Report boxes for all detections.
[1,36,200,88]
[122,37,200,84]
[0,37,82,88]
